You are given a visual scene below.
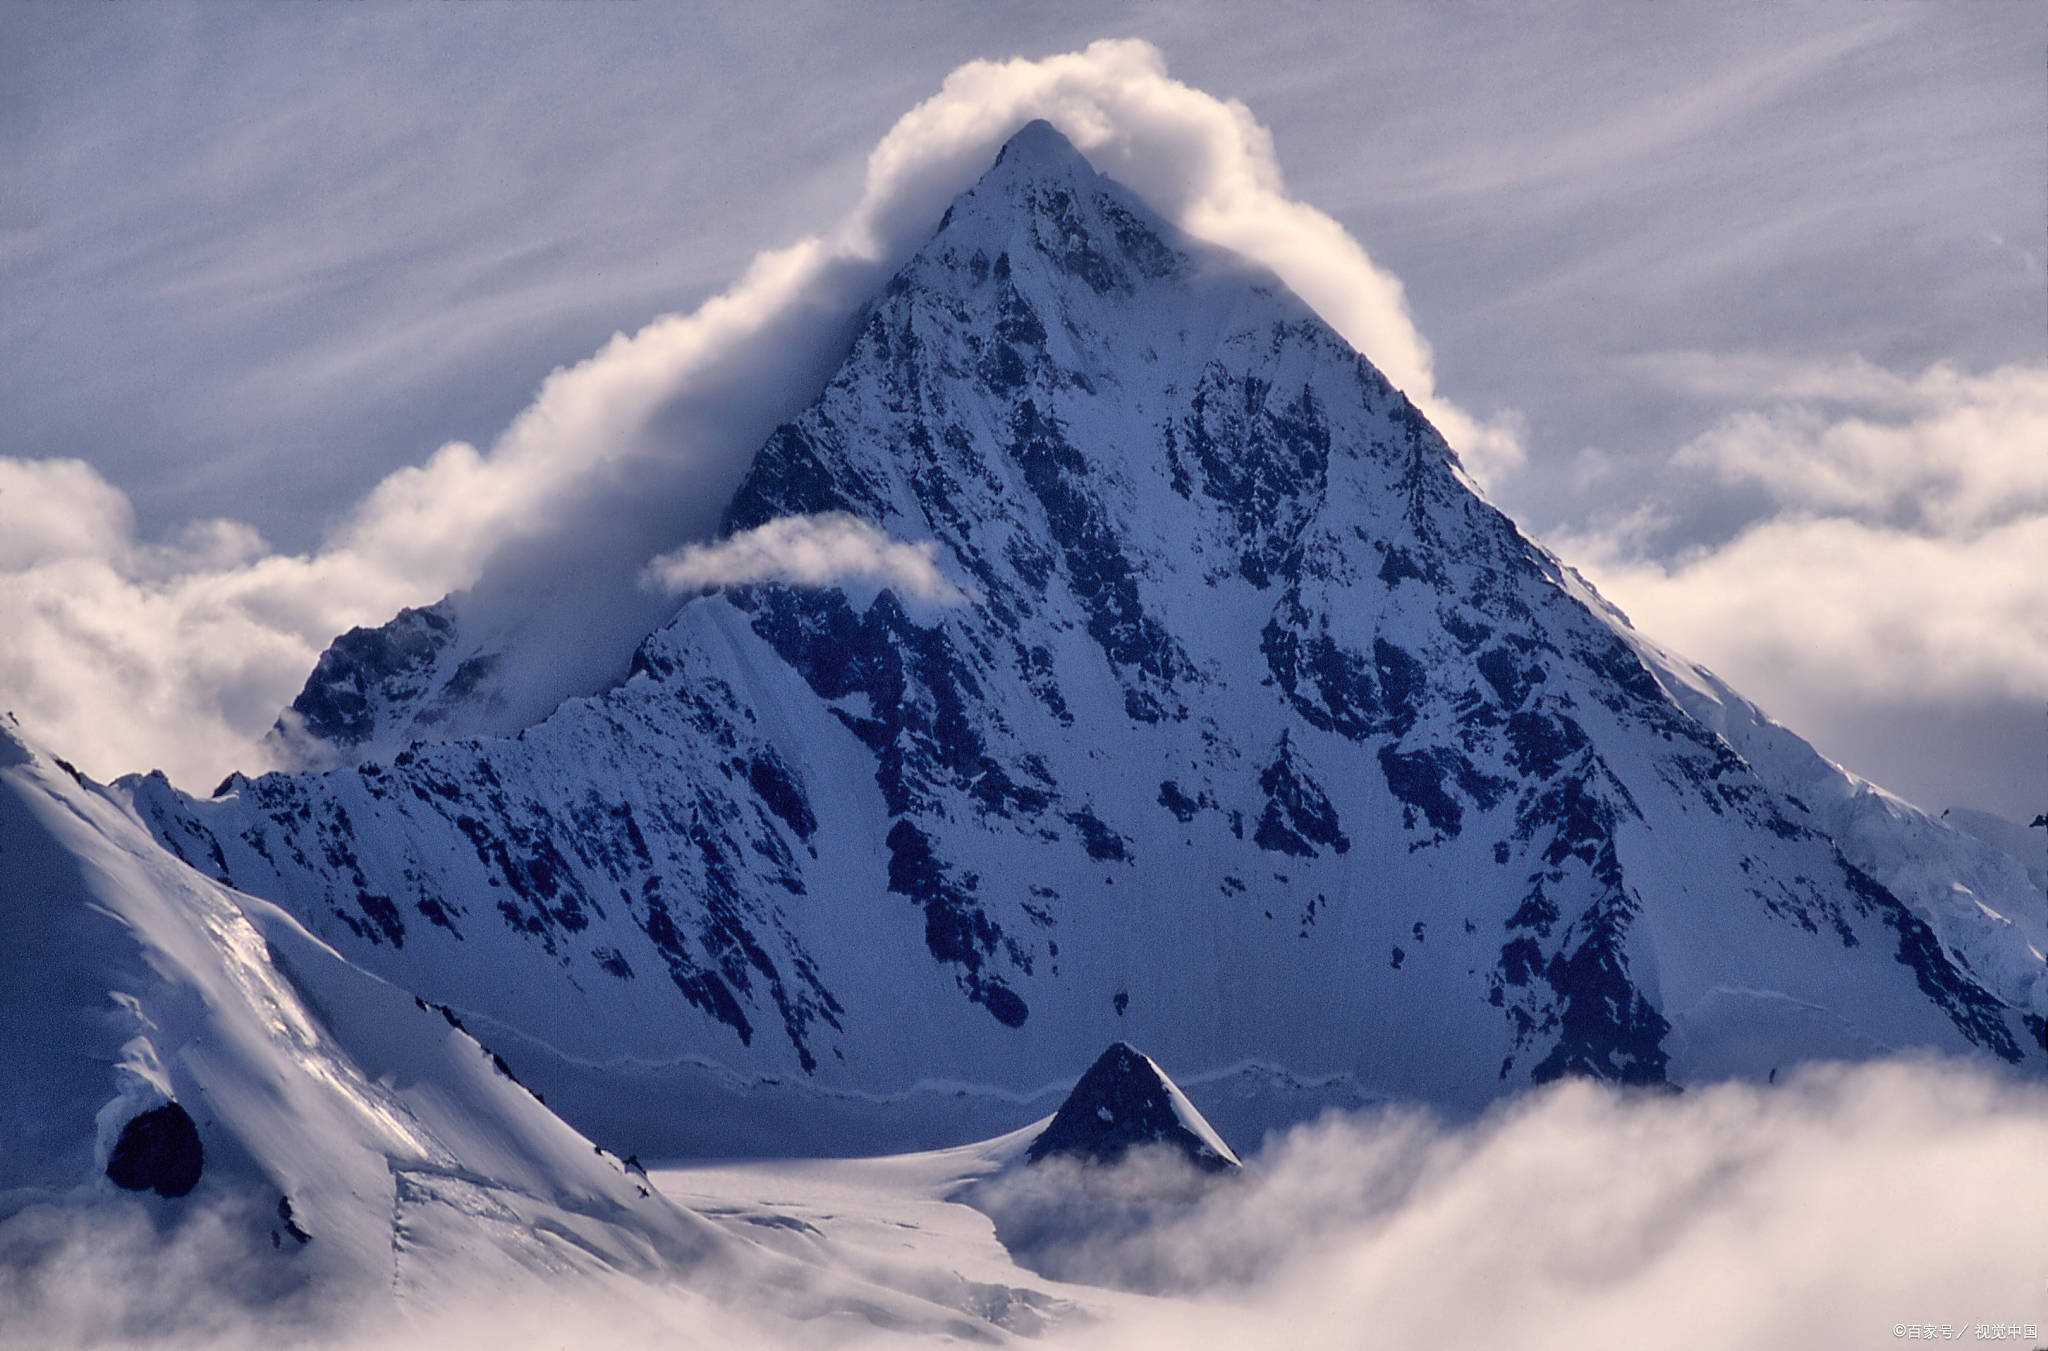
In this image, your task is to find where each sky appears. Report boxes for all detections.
[1,0,2043,823]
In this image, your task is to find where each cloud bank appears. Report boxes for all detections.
[0,456,424,792]
[0,38,1505,790]
[7,1059,2045,1351]
[1028,1058,2048,1351]
[1557,359,2048,812]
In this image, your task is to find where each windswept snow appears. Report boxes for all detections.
[0,719,1050,1346]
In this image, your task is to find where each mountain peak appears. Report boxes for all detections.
[1026,1043,1240,1171]
[955,117,1106,220]
[140,113,2048,1158]
[906,116,1191,311]
[990,118,1093,177]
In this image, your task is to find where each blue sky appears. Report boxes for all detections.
[2,1,2042,821]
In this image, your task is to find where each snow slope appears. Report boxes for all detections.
[7,704,2045,1347]
[0,719,1062,1346]
[1942,807,2048,895]
[0,718,738,1328]
[131,121,2048,1158]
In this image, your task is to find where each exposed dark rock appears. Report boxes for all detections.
[106,1102,204,1198]
[276,1195,311,1245]
[284,603,456,749]
[123,113,2045,1143]
[1027,1042,1238,1171]
[1255,735,1350,857]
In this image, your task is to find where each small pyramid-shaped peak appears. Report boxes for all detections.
[1026,1042,1241,1171]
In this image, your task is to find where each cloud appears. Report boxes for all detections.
[974,1060,2048,1351]
[0,1193,343,1350]
[0,456,425,792]
[0,38,1508,789]
[1568,513,2048,706]
[846,41,1525,487]
[0,458,134,571]
[644,514,969,607]
[7,1059,2044,1350]
[1659,358,2048,535]
[1554,359,2048,813]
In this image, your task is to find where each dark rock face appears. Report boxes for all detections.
[105,1102,203,1198]
[283,603,459,750]
[276,1194,312,1245]
[1027,1043,1238,1171]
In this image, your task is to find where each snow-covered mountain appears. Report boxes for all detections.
[0,718,723,1331]
[0,719,1082,1344]
[129,121,2048,1158]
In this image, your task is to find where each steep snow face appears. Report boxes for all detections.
[1941,807,2048,896]
[0,721,731,1329]
[134,123,2047,1155]
[0,722,1128,1344]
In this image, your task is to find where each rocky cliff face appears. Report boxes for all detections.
[131,121,2048,1156]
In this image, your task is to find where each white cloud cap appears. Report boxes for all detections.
[0,40,1507,790]
[847,40,1525,486]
